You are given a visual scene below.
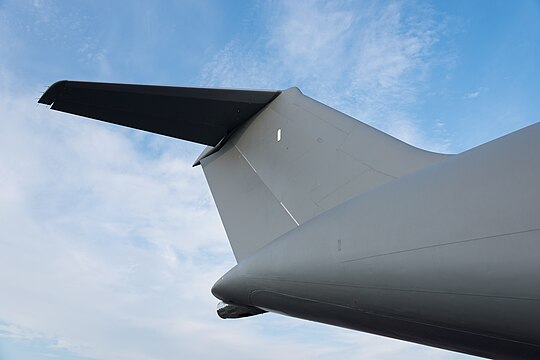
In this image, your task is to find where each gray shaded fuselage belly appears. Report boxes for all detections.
[213,122,540,359]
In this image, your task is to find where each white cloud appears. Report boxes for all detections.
[466,91,480,99]
[465,87,486,99]
[201,0,449,151]
[268,1,354,76]
[0,94,228,359]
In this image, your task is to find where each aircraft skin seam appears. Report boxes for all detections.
[341,227,540,263]
[313,164,377,206]
[248,290,540,348]
[234,143,300,227]
[248,289,540,348]
[336,146,399,179]
[279,202,300,226]
[288,102,352,136]
[246,276,540,302]
[234,145,257,174]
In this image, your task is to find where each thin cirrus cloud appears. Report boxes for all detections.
[201,1,450,152]
[466,91,480,99]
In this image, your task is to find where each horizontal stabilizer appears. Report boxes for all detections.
[38,80,280,146]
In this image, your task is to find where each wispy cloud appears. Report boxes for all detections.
[1,94,229,359]
[466,91,480,99]
[465,87,486,99]
[201,0,450,151]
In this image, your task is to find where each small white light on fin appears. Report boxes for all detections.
[277,128,282,142]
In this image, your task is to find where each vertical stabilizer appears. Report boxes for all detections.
[200,88,448,261]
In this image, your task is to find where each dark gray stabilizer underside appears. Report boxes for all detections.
[39,80,280,146]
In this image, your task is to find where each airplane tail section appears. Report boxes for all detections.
[198,88,448,261]
[39,81,448,262]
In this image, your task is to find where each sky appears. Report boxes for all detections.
[0,0,539,359]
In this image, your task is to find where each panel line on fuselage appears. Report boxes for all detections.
[341,226,540,264]
[247,275,540,302]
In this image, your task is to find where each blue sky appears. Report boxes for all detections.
[0,1,539,359]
